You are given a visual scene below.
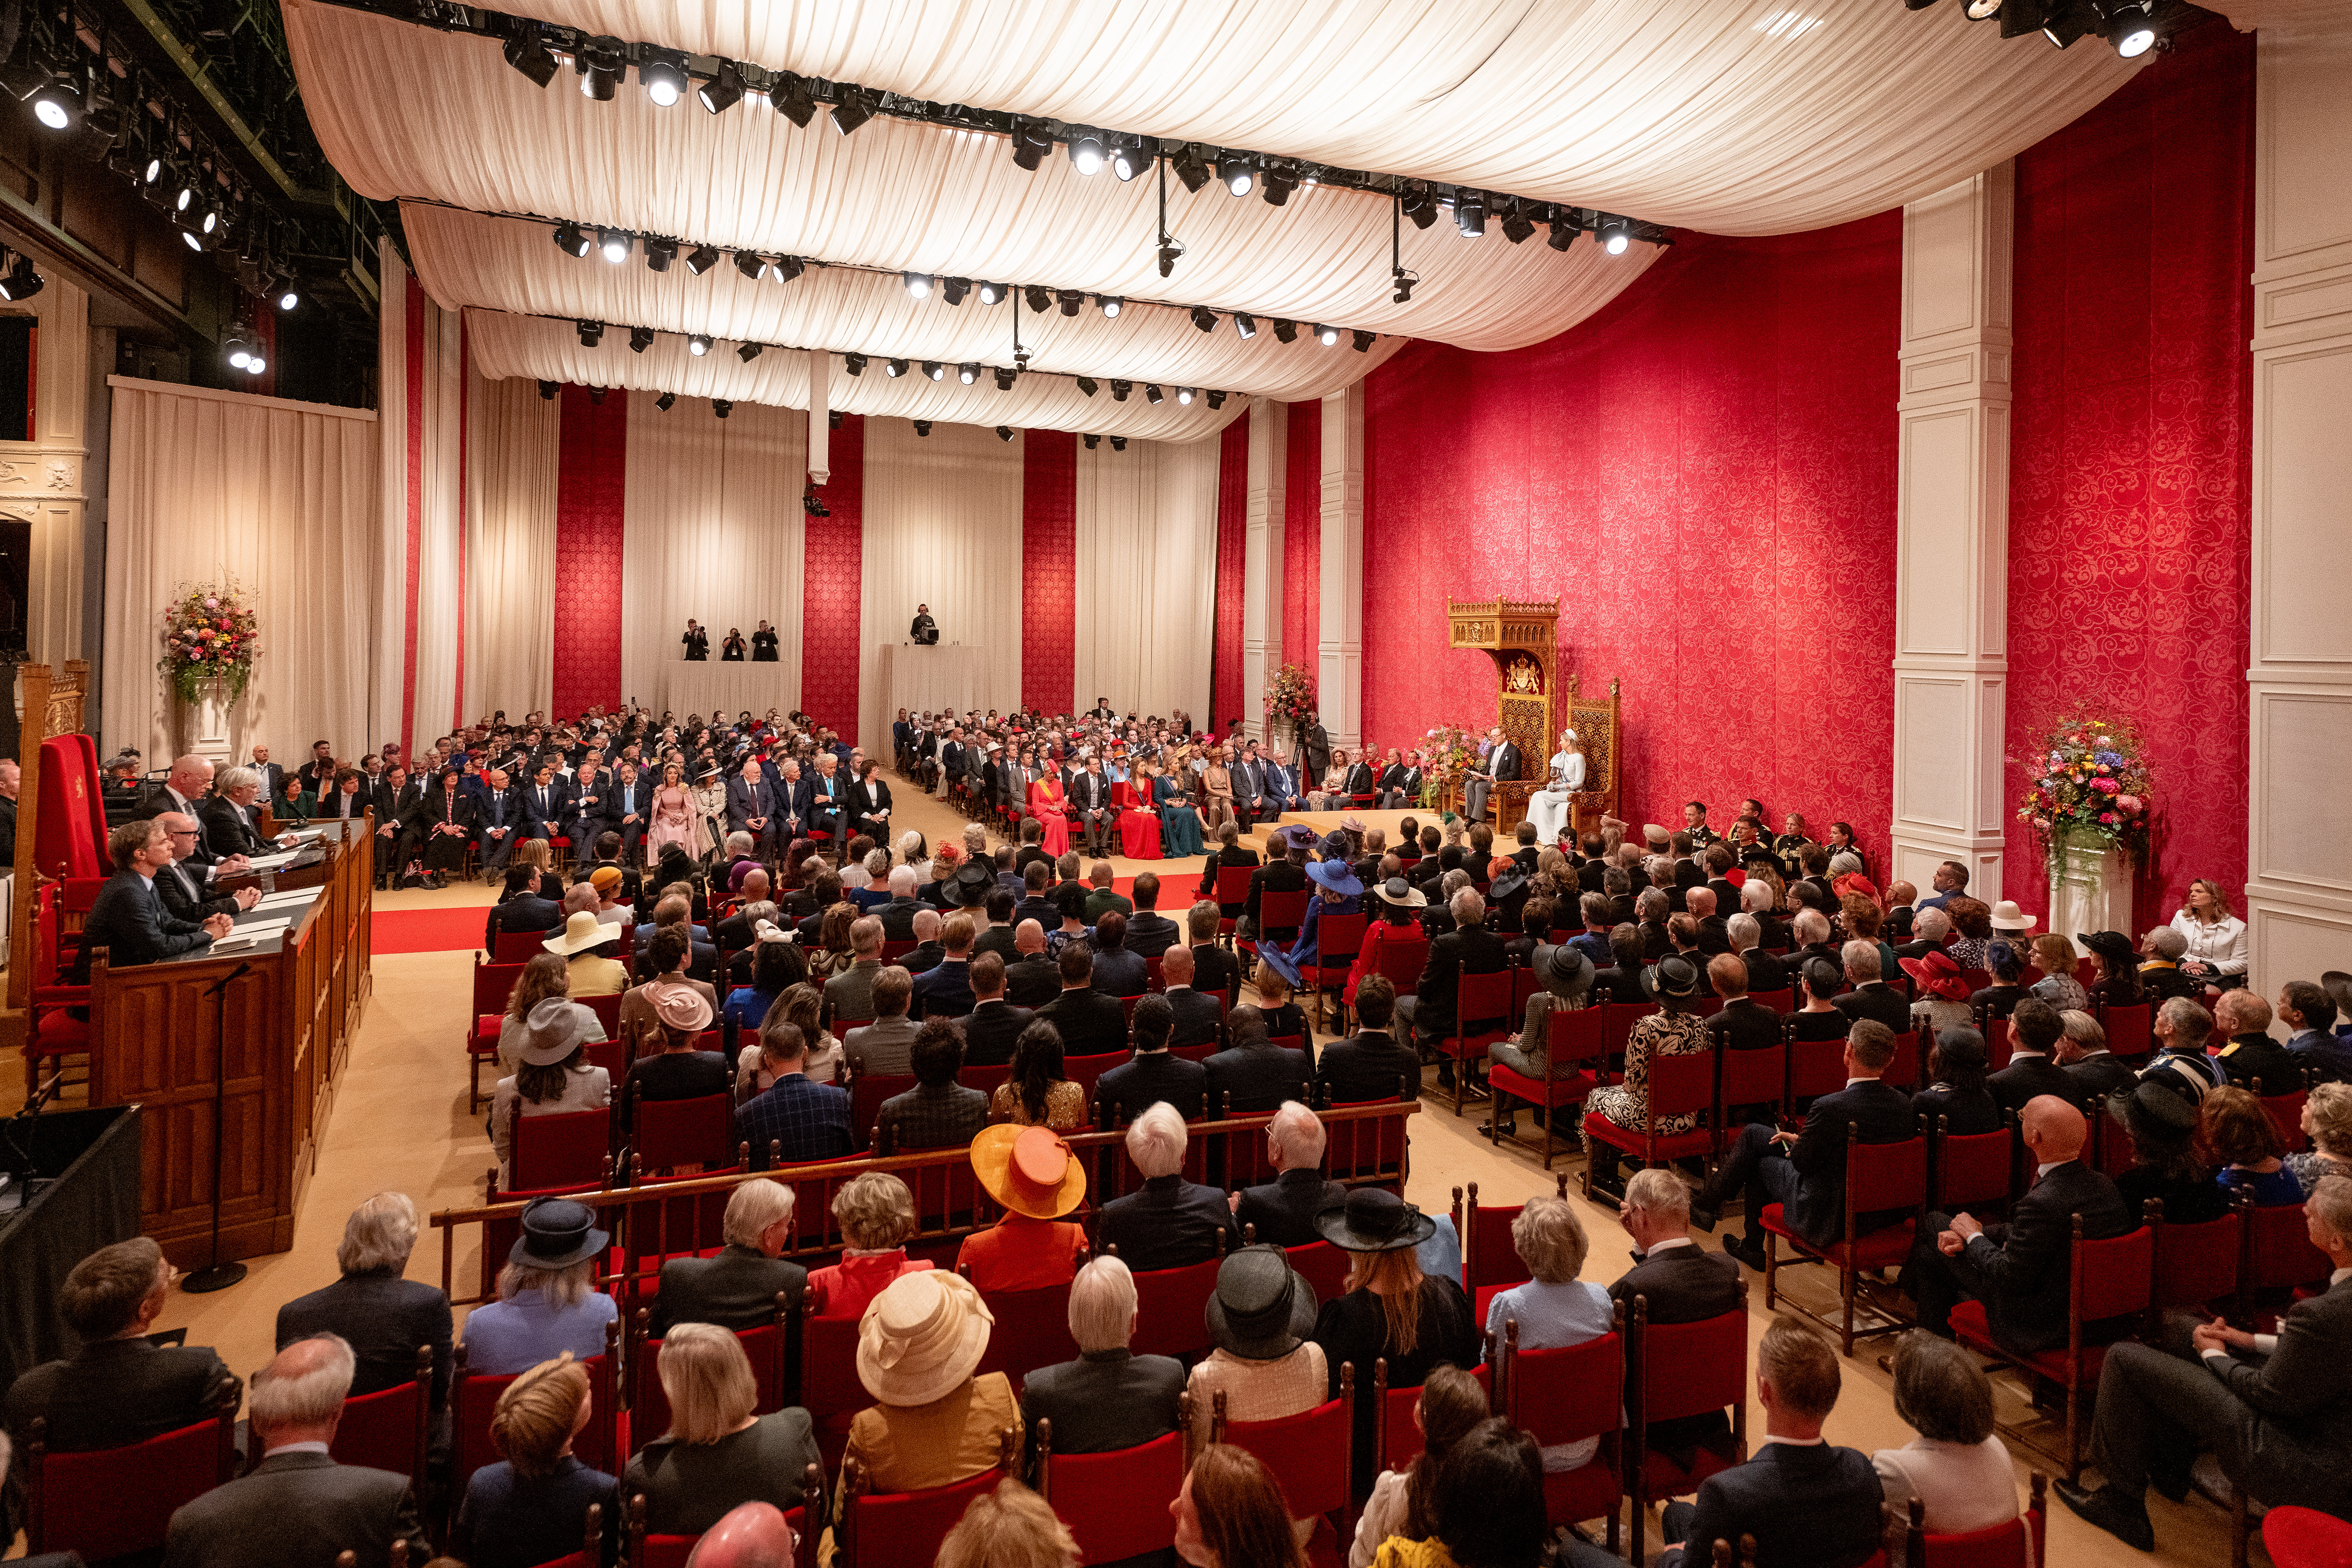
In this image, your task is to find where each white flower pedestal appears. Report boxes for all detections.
[177,675,237,766]
[2050,827,2132,954]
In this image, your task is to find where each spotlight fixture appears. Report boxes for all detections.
[1455,191,1487,238]
[1110,379,1132,402]
[538,380,558,400]
[829,410,844,428]
[685,244,721,275]
[598,227,631,264]
[2041,5,2093,47]
[245,348,265,376]
[1057,290,1085,318]
[1157,240,1186,278]
[1190,306,1219,333]
[1314,323,1340,347]
[803,488,830,516]
[913,419,933,437]
[639,50,688,107]
[922,360,943,381]
[1083,433,1101,450]
[886,358,908,378]
[977,280,1005,305]
[1500,201,1536,244]
[588,387,607,405]
[1023,284,1054,314]
[713,399,733,418]
[831,85,875,136]
[502,29,559,87]
[1352,330,1377,352]
[1963,0,2004,15]
[643,236,677,272]
[29,70,81,131]
[771,256,805,285]
[1145,383,1164,405]
[276,279,297,311]
[844,352,869,376]
[1110,436,1128,452]
[770,72,817,126]
[1076,377,1099,397]
[959,362,979,385]
[1109,134,1151,182]
[1009,118,1055,171]
[2103,0,2157,56]
[1218,154,1255,197]
[1546,209,1581,251]
[1272,319,1299,344]
[735,250,768,281]
[1099,296,1124,319]
[1170,143,1212,193]
[1259,161,1300,206]
[1399,185,1439,230]
[655,391,676,411]
[1177,386,1194,405]
[994,367,1017,390]
[1067,129,1107,177]
[1391,270,1416,304]
[904,271,933,301]
[629,325,655,352]
[697,62,747,115]
[996,425,1016,442]
[577,39,625,100]
[225,331,250,370]
[1233,312,1257,339]
[577,319,605,347]
[1594,216,1632,255]
[554,221,591,258]
[689,333,713,356]
[738,341,764,362]
[1206,390,1228,410]
[941,277,971,306]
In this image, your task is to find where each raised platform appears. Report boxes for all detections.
[1242,807,1427,860]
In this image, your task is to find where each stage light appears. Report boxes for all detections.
[913,419,933,437]
[994,366,1017,390]
[735,250,768,281]
[1019,285,1050,314]
[1158,240,1185,278]
[1259,161,1299,206]
[685,244,721,275]
[629,325,655,352]
[941,277,971,306]
[174,171,199,213]
[1110,379,1132,402]
[1272,319,1299,344]
[1219,154,1255,197]
[904,271,932,301]
[1068,130,1106,177]
[180,227,203,252]
[503,30,559,87]
[1145,383,1164,404]
[1206,390,1227,409]
[1455,192,1486,238]
[226,332,250,370]
[577,320,604,347]
[30,71,80,131]
[886,358,908,377]
[803,488,829,516]
[554,222,591,258]
[1964,0,2004,16]
[1546,210,1580,251]
[1501,202,1536,244]
[1042,290,1076,319]
[844,352,869,376]
[1083,433,1101,450]
[1076,377,1099,397]
[771,257,805,285]
[1392,270,1416,304]
[996,425,1015,441]
[1190,306,1218,333]
[770,72,817,125]
[643,237,677,272]
[539,380,558,400]
[738,341,763,362]
[1009,117,1055,171]
[829,409,843,429]
[599,227,631,264]
[1110,135,1150,182]
[977,280,1004,305]
[588,388,607,405]
[689,333,713,356]
[713,399,733,418]
[577,39,624,100]
[1232,312,1257,340]
[1314,323,1340,347]
[1177,386,1194,405]
[275,281,297,311]
[656,392,676,411]
[1595,216,1632,255]
[959,362,979,385]
[1352,329,1376,352]
[1400,186,1439,230]
[639,51,688,107]
[922,360,943,381]
[697,62,747,115]
[1110,436,1127,452]
[1099,296,1123,319]
[2041,5,2091,46]
[142,151,165,189]
[831,86,874,136]
[1160,145,1208,196]
[2103,0,2156,55]
[245,350,265,376]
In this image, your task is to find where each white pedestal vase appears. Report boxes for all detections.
[2049,828,2132,955]
[177,675,237,766]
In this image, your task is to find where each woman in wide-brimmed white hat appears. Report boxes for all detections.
[834,1270,1015,1522]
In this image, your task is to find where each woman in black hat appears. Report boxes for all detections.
[460,1198,621,1375]
[1308,1190,1478,1502]
[2108,1079,2229,1225]
[1183,1246,1328,1461]
[1581,955,1711,1190]
[2081,931,2145,1008]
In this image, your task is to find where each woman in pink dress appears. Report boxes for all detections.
[1027,765,1072,857]
[645,761,699,865]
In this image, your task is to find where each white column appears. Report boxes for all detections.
[2244,17,2352,1000]
[807,348,830,485]
[1240,397,1286,740]
[0,274,90,666]
[1318,384,1364,754]
[1888,164,2014,905]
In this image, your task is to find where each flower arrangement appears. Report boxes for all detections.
[2016,708,2153,870]
[1263,663,1317,726]
[1419,725,1480,810]
[158,579,260,705]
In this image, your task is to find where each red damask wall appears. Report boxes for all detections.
[1283,400,1321,685]
[1362,215,1903,841]
[1022,429,1078,717]
[2003,23,2252,928]
[550,385,627,718]
[799,413,865,741]
[1211,418,1249,731]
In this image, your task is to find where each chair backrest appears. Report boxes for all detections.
[632,1302,795,1451]
[1933,1121,2017,1212]
[1062,1050,1130,1107]
[1375,934,1430,991]
[847,1070,918,1150]
[2154,1202,2245,1313]
[1213,1375,1354,1523]
[1286,1240,1355,1306]
[631,1471,819,1568]
[1463,1180,1541,1292]
[1846,1129,1929,1224]
[25,1399,237,1560]
[1601,998,1658,1058]
[520,1499,610,1568]
[1511,965,1544,1018]
[1541,1005,1611,1077]
[494,928,548,963]
[454,1324,618,1494]
[840,1436,1016,1568]
[1214,865,1255,907]
[799,1312,866,1464]
[1315,913,1370,970]
[474,958,528,1017]
[1455,969,1514,1035]
[1323,1098,1410,1184]
[1645,1048,1716,1125]
[1632,1295,1748,1430]
[327,1345,431,1494]
[510,1107,615,1190]
[1128,1255,1225,1361]
[2100,1001,2154,1059]
[1884,1030,1921,1091]
[1717,1040,1787,1113]
[1257,890,1310,934]
[581,991,624,1039]
[635,1092,735,1171]
[2245,1200,2333,1294]
[1753,988,1794,1016]
[1039,1425,1185,1566]
[1504,1314,1624,1460]
[2072,1219,2156,1327]
[1786,1017,1849,1101]
[963,1061,1014,1101]
[1906,1476,2044,1568]
[2260,1086,2310,1153]
[969,1279,1082,1386]
[1378,1360,1495,1475]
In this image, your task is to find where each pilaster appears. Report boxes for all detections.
[0,275,91,665]
[1240,397,1286,742]
[1318,384,1364,755]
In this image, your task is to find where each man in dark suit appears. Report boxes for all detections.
[1294,714,1332,788]
[724,757,776,845]
[1594,1318,1882,1568]
[154,811,259,925]
[1466,729,1521,824]
[1003,923,1062,1009]
[803,752,848,841]
[1832,942,1914,1033]
[1018,1255,1186,1481]
[647,1178,808,1335]
[1187,903,1239,998]
[1240,829,1311,942]
[1696,1019,1917,1269]
[1123,873,1182,959]
[1068,756,1112,857]
[1905,1095,2133,1351]
[561,758,614,871]
[908,917,977,1020]
[873,867,927,941]
[1396,885,1509,1094]
[1089,912,1149,998]
[198,768,276,861]
[1159,945,1224,1048]
[606,761,653,867]
[1315,975,1421,1105]
[1988,998,2078,1114]
[1097,994,1209,1124]
[472,765,528,875]
[2056,1019,2136,1100]
[273,1194,453,1420]
[1232,1103,1347,1247]
[246,744,286,810]
[160,1335,430,1568]
[1230,743,1270,835]
[1610,1167,1744,1321]
[2058,1169,2352,1552]
[958,955,1032,1066]
[1704,953,1782,1056]
[1093,1102,1237,1271]
[1194,822,1260,912]
[68,819,233,983]
[1204,1005,1311,1114]
[520,759,570,844]
[1728,913,1789,996]
[1039,944,1129,1060]
[2213,990,2306,1095]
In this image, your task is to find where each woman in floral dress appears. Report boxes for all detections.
[1582,955,1709,1189]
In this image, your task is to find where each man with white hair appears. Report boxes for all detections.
[273,1194,454,1417]
[648,1179,807,1335]
[1791,907,1841,969]
[1831,939,1912,1032]
[1727,913,1786,996]
[1893,905,1950,961]
[1093,1102,1236,1271]
[161,1334,430,1568]
[875,864,926,941]
[1230,1103,1346,1247]
[132,754,251,881]
[1396,885,1509,1097]
[2136,925,2205,1002]
[1016,1256,1186,1479]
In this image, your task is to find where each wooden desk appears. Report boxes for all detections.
[84,818,375,1267]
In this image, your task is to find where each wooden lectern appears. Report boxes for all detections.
[1445,599,1621,836]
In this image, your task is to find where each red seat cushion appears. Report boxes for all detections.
[472,1014,503,1056]
[31,1010,90,1050]
[1582,1112,1713,1162]
[1948,1300,2106,1385]
[1491,1064,1601,1108]
[1756,1205,1917,1269]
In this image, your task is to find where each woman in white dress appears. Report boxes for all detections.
[1524,729,1585,846]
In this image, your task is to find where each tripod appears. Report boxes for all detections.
[182,960,253,1293]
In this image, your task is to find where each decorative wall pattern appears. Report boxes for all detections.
[1212,418,1249,731]
[550,385,628,717]
[1022,428,1078,717]
[1283,398,1321,686]
[799,412,865,739]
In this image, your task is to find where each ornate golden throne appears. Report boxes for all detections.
[1445,599,1620,839]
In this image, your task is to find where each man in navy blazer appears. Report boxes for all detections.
[1231,1102,1345,1247]
[908,919,977,1020]
[1568,1318,1881,1568]
[520,759,571,843]
[1695,1018,1917,1270]
[1158,946,1224,1048]
[1097,994,1209,1124]
[1204,1005,1311,1114]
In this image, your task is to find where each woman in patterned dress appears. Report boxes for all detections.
[1582,954,1709,1190]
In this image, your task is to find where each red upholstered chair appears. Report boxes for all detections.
[519,1500,611,1568]
[22,1395,239,1562]
[837,1433,1018,1568]
[1884,1029,1921,1091]
[328,1345,432,1499]
[1714,1035,1789,1150]
[1127,1255,1225,1362]
[1784,1015,1849,1107]
[633,1091,734,1172]
[1435,969,1516,1117]
[629,1300,795,1453]
[1237,890,1309,963]
[1931,1116,2019,1216]
[2099,999,2155,1062]
[1461,1176,1567,1318]
[33,732,108,879]
[1286,1240,1354,1307]
[1626,1289,1750,1568]
[1904,1478,2045,1568]
[1502,1313,1626,1545]
[1376,1356,1493,1475]
[1373,931,1430,997]
[494,928,550,963]
[1752,987,1794,1016]
[452,1317,620,1502]
[1951,1214,2154,1481]
[1213,866,1255,943]
[23,883,91,1097]
[1582,1048,1715,1200]
[2255,1075,2310,1154]
[2264,1505,2352,1568]
[1061,1050,1129,1110]
[1488,1005,1613,1170]
[2154,1197,2246,1321]
[1302,912,1369,1032]
[2241,1198,2334,1324]
[1758,1121,1929,1354]
[509,1108,615,1191]
[467,958,531,1110]
[845,1067,917,1153]
[966,1274,1082,1387]
[1038,1420,1189,1565]
[630,1470,820,1568]
[1599,996,1658,1063]
[1212,1373,1355,1539]
[799,1311,866,1476]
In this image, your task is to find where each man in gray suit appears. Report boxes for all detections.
[1020,1255,1185,1492]
[844,966,921,1077]
[163,1334,429,1568]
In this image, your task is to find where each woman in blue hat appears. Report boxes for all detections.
[1261,854,1365,992]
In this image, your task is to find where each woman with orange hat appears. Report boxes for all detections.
[956,1124,1089,1294]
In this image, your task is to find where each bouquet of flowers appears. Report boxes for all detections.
[1419,725,1479,810]
[158,579,260,705]
[2016,708,2152,869]
[1263,663,1317,726]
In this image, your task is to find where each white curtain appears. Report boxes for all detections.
[1074,436,1219,722]
[464,370,560,719]
[618,391,807,710]
[858,419,1024,751]
[101,378,380,765]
